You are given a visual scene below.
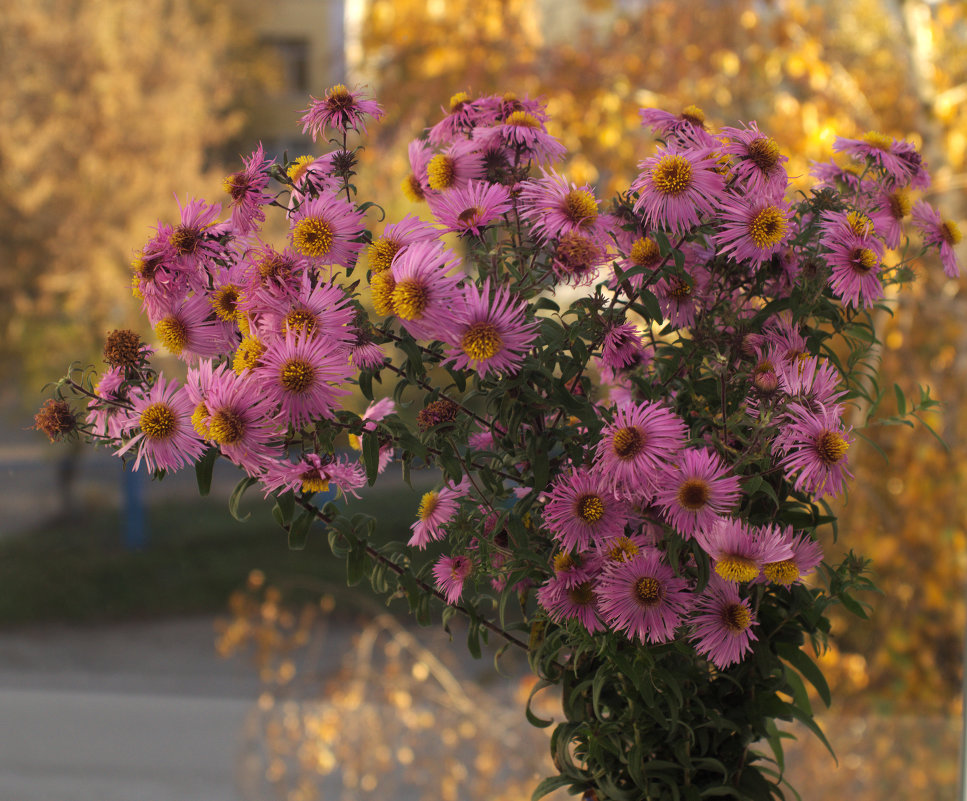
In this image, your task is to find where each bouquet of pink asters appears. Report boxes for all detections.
[37,84,960,800]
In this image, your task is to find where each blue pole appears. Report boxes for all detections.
[122,466,147,550]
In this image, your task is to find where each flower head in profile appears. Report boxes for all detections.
[597,550,693,644]
[433,554,473,605]
[442,279,539,378]
[599,322,649,371]
[300,84,383,140]
[760,529,824,587]
[223,143,274,235]
[424,139,486,194]
[409,479,466,549]
[479,109,566,165]
[261,453,367,499]
[912,200,962,279]
[149,295,237,363]
[632,145,725,234]
[833,132,929,188]
[824,232,885,309]
[542,468,630,552]
[690,576,759,669]
[536,574,605,634]
[639,105,718,148]
[365,214,438,275]
[518,171,607,242]
[719,122,789,199]
[696,518,793,584]
[115,374,206,474]
[654,448,742,539]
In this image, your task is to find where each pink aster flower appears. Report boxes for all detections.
[545,549,603,590]
[715,195,792,267]
[719,122,789,199]
[867,185,912,249]
[255,276,356,347]
[285,153,340,209]
[613,233,664,288]
[550,230,613,286]
[597,550,692,644]
[165,196,230,272]
[442,279,539,378]
[87,367,130,440]
[115,374,206,473]
[518,171,607,242]
[299,84,383,140]
[261,452,367,499]
[239,244,307,309]
[599,323,649,371]
[542,468,630,552]
[695,518,794,584]
[350,339,388,371]
[288,191,366,268]
[408,480,465,548]
[366,214,439,275]
[201,370,282,474]
[401,139,434,203]
[477,110,566,165]
[639,105,718,148]
[912,200,962,279]
[149,294,237,363]
[654,448,742,539]
[776,403,853,498]
[424,138,486,194]
[810,159,864,192]
[690,576,758,669]
[759,529,824,587]
[596,531,657,568]
[632,145,725,234]
[428,91,485,145]
[775,355,845,413]
[433,554,473,605]
[536,574,605,634]
[223,143,274,235]
[427,180,512,237]
[824,232,885,309]
[593,400,688,498]
[833,132,929,188]
[254,332,353,427]
[388,240,464,341]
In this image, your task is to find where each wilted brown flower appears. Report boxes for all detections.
[32,399,78,442]
[417,398,460,431]
[103,328,146,369]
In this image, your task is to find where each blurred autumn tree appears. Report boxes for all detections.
[0,0,272,398]
[357,0,967,722]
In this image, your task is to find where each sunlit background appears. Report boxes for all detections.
[1,0,966,798]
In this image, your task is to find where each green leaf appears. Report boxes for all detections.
[346,546,370,586]
[288,507,314,550]
[275,491,295,527]
[229,476,258,522]
[777,642,831,707]
[195,448,218,496]
[363,431,380,486]
[531,775,573,801]
[533,297,560,313]
[467,621,482,659]
[894,383,906,416]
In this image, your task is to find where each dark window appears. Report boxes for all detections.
[263,37,310,94]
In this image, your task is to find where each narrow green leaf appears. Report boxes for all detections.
[894,383,906,416]
[195,448,218,496]
[288,507,314,550]
[229,476,258,522]
[363,431,380,486]
[777,642,832,707]
[531,775,573,801]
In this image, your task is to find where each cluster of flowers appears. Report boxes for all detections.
[42,84,960,674]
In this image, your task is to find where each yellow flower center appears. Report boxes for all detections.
[888,188,912,220]
[191,402,210,438]
[630,237,661,268]
[287,155,316,186]
[449,91,471,111]
[575,494,605,523]
[370,270,398,316]
[552,551,575,573]
[676,478,711,510]
[505,110,541,128]
[391,279,430,320]
[292,217,335,258]
[564,189,598,226]
[763,559,800,586]
[748,206,787,249]
[325,83,354,111]
[402,174,426,202]
[155,316,189,355]
[208,409,245,445]
[746,136,781,171]
[846,211,875,237]
[612,425,644,459]
[861,130,893,151]
[427,154,456,191]
[461,322,503,361]
[169,226,203,256]
[850,248,879,273]
[280,358,316,394]
[457,206,485,226]
[606,536,639,563]
[715,555,759,583]
[634,576,663,607]
[257,252,292,283]
[285,308,317,336]
[651,154,694,196]
[211,284,241,322]
[668,277,693,300]
[816,430,849,465]
[568,581,596,606]
[681,105,706,125]
[418,491,439,521]
[367,237,401,274]
[555,232,598,275]
[301,475,330,493]
[722,602,752,632]
[140,402,177,441]
[942,220,962,246]
[233,336,266,375]
[223,171,250,201]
